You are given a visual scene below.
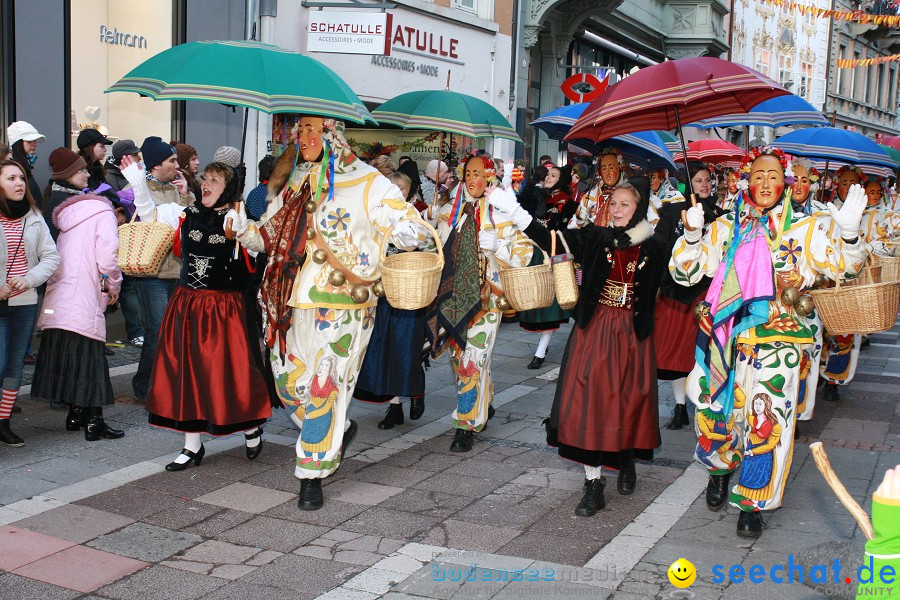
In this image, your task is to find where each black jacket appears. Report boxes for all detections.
[524,218,669,340]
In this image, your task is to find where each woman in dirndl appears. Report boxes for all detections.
[653,163,726,430]
[121,157,273,470]
[488,176,666,517]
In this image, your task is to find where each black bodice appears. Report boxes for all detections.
[179,207,252,291]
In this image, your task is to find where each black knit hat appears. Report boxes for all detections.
[140,136,177,171]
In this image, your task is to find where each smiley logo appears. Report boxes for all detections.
[668,558,697,588]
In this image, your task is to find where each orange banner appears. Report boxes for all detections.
[761,0,900,27]
[836,53,900,68]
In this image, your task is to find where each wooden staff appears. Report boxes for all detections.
[809,441,874,540]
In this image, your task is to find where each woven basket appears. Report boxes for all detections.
[844,264,882,286]
[809,276,900,336]
[117,210,175,276]
[870,253,900,282]
[379,218,443,310]
[551,232,578,310]
[499,239,554,311]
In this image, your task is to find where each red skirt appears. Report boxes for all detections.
[653,294,701,379]
[147,287,272,435]
[548,304,661,469]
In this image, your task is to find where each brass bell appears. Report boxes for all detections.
[462,202,476,216]
[795,295,815,317]
[351,284,370,304]
[306,227,316,240]
[328,270,346,287]
[496,296,511,311]
[372,280,385,297]
[312,249,327,264]
[814,273,828,289]
[781,287,800,306]
[304,200,317,214]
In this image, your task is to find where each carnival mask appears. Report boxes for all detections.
[837,170,861,202]
[298,116,326,163]
[650,170,663,193]
[464,156,489,198]
[727,171,739,195]
[748,155,785,210]
[791,164,811,204]
[864,181,883,207]
[600,153,621,187]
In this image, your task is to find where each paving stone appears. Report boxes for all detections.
[498,530,603,565]
[200,581,286,600]
[194,482,295,514]
[86,522,204,562]
[179,539,261,564]
[209,563,258,579]
[245,549,283,566]
[264,497,369,527]
[238,553,364,595]
[325,479,405,506]
[344,566,409,594]
[378,488,476,519]
[74,484,190,520]
[353,464,435,487]
[0,572,81,600]
[97,564,225,600]
[239,462,303,492]
[0,525,77,571]
[420,519,522,553]
[12,503,134,544]
[218,515,328,553]
[340,507,443,539]
[13,544,148,593]
[391,564,467,599]
[160,558,216,575]
[414,472,506,497]
[130,469,234,499]
[0,476,59,505]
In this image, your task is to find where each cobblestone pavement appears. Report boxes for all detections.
[1,319,898,599]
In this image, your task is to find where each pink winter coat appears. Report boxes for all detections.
[39,193,122,342]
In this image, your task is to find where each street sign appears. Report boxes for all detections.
[307,12,392,55]
[561,71,609,103]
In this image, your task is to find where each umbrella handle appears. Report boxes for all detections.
[809,442,874,540]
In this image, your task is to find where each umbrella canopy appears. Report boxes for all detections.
[878,144,900,166]
[531,103,588,139]
[804,158,894,179]
[881,136,900,153]
[372,90,521,141]
[106,40,375,124]
[673,139,744,164]
[772,127,896,170]
[566,57,789,142]
[686,95,828,129]
[656,130,682,153]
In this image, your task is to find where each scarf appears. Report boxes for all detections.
[1,199,31,220]
[26,154,37,167]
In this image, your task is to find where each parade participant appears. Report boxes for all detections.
[570,148,627,228]
[0,160,59,446]
[33,180,124,442]
[122,158,273,470]
[424,153,533,452]
[654,163,726,430]
[648,167,685,228]
[789,158,824,215]
[719,169,740,213]
[518,165,576,369]
[671,146,867,537]
[229,116,425,510]
[488,176,665,515]
[820,165,868,402]
[860,178,897,256]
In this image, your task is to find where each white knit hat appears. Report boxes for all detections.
[7,121,45,146]
[213,146,241,168]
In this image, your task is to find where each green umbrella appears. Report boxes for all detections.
[656,130,682,153]
[106,40,375,124]
[877,144,900,166]
[372,90,521,141]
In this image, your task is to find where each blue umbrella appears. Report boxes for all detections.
[532,104,676,171]
[687,95,828,129]
[772,127,896,170]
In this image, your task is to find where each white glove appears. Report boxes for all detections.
[390,219,420,249]
[486,185,532,230]
[479,230,500,253]
[122,162,147,189]
[501,158,514,190]
[225,202,249,237]
[683,205,705,243]
[828,183,866,241]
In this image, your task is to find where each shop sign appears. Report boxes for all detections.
[307,12,392,55]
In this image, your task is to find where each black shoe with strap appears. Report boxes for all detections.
[83,408,125,441]
[165,444,205,471]
[449,428,474,452]
[575,478,606,517]
[527,355,544,369]
[245,428,264,460]
[409,397,425,420]
[736,510,764,538]
[298,478,324,510]
[378,404,404,430]
[665,404,690,430]
[0,418,24,447]
[66,405,85,431]
[617,460,637,495]
[706,473,732,511]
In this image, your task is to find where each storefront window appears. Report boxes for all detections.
[69,1,173,146]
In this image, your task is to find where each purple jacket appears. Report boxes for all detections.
[39,193,122,342]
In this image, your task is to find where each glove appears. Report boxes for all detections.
[390,218,420,249]
[479,230,500,253]
[501,158,514,190]
[225,202,249,238]
[828,183,866,241]
[122,162,147,189]
[486,186,532,230]
[683,205,705,243]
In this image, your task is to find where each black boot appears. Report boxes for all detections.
[298,479,324,510]
[706,473,732,511]
[736,510,763,538]
[66,405,85,431]
[0,418,24,447]
[823,383,840,402]
[409,397,425,420]
[377,404,404,430]
[665,404,690,430]
[617,460,637,495]
[449,429,474,452]
[575,478,606,517]
[245,427,264,460]
[527,355,544,369]
[83,407,125,441]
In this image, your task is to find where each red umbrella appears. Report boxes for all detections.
[565,57,788,196]
[673,139,745,165]
[883,136,900,152]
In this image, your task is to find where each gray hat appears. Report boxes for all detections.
[112,139,140,164]
[213,146,241,168]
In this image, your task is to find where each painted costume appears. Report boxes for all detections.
[648,178,685,229]
[671,193,867,512]
[569,177,624,229]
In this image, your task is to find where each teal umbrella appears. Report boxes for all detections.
[372,90,521,141]
[878,144,900,167]
[106,40,375,124]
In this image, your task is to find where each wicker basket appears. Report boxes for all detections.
[844,264,882,286]
[499,239,555,311]
[379,218,443,310]
[117,210,175,276]
[809,276,900,336]
[870,253,900,282]
[551,232,578,310]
